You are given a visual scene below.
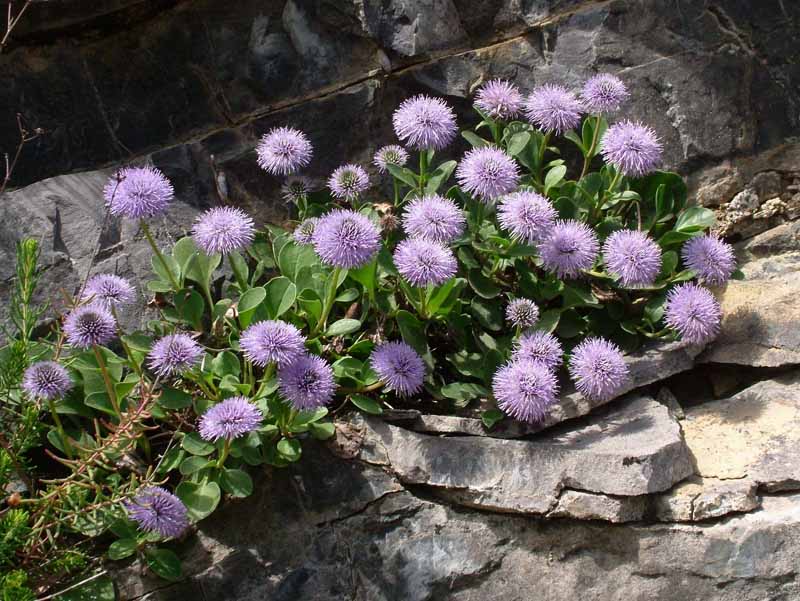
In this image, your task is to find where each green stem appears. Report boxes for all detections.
[418,287,429,320]
[580,115,602,179]
[93,346,121,418]
[338,381,385,395]
[47,398,73,459]
[254,363,276,399]
[314,266,341,335]
[216,438,231,469]
[392,178,400,208]
[140,220,179,291]
[418,151,429,194]
[228,252,248,290]
[201,284,215,316]
[536,132,551,184]
[607,170,623,195]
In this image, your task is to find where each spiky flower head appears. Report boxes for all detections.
[538,220,600,279]
[64,304,116,349]
[568,337,629,402]
[256,127,313,176]
[497,190,558,245]
[278,353,336,411]
[147,333,203,378]
[580,73,630,114]
[293,217,319,245]
[512,330,563,371]
[602,229,662,288]
[664,282,722,345]
[198,396,263,442]
[506,298,540,329]
[22,361,72,400]
[456,146,520,202]
[281,176,313,205]
[124,486,189,539]
[370,341,425,397]
[493,359,559,423]
[600,120,663,178]
[240,320,306,368]
[192,207,255,256]
[312,209,381,269]
[393,238,457,288]
[401,194,466,244]
[392,95,458,151]
[373,145,410,173]
[328,164,369,201]
[524,84,583,134]
[82,274,135,308]
[681,235,736,286]
[474,79,523,120]
[104,166,174,220]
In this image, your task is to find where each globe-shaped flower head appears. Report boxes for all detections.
[328,164,369,201]
[192,207,255,256]
[512,330,563,371]
[373,145,410,173]
[664,282,722,345]
[538,220,600,279]
[64,305,117,349]
[568,337,629,402]
[124,486,189,539]
[681,235,736,286]
[104,166,174,220]
[240,320,306,368]
[293,217,319,245]
[401,195,466,244]
[147,333,204,378]
[256,127,313,176]
[506,298,540,329]
[603,229,662,288]
[580,74,630,114]
[312,209,381,269]
[198,397,263,442]
[22,361,72,400]
[393,95,458,151]
[278,354,336,411]
[474,79,523,120]
[82,274,135,308]
[493,359,559,423]
[370,341,425,397]
[600,120,663,177]
[281,176,313,205]
[393,238,457,288]
[456,146,520,201]
[497,190,558,245]
[524,84,583,134]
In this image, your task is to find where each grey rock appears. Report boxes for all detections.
[548,489,647,523]
[654,477,759,522]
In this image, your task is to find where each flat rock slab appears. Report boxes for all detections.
[654,477,759,522]
[355,394,694,515]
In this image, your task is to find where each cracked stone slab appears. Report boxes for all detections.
[653,477,759,522]
[547,490,647,523]
[355,394,693,514]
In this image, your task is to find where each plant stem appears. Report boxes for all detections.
[393,178,400,207]
[314,266,341,335]
[93,346,121,418]
[140,220,180,290]
[418,287,429,320]
[418,151,429,194]
[536,132,551,184]
[580,115,602,179]
[47,398,73,459]
[254,363,276,399]
[607,170,623,195]
[216,438,231,468]
[337,381,384,395]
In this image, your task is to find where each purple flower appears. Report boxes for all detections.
[22,361,72,400]
[538,220,600,279]
[456,146,520,201]
[256,127,313,176]
[328,164,370,201]
[192,207,255,256]
[568,337,629,402]
[497,190,557,244]
[524,84,583,134]
[240,320,305,368]
[293,217,319,245]
[492,359,559,423]
[512,330,563,371]
[474,79,523,120]
[370,341,425,397]
[124,486,189,539]
[373,145,410,174]
[148,333,203,377]
[198,396,263,442]
[278,354,336,411]
[580,74,629,114]
[82,274,135,308]
[506,298,540,329]
[104,166,174,220]
[401,195,466,244]
[312,209,381,269]
[393,238,457,288]
[664,282,722,345]
[392,95,458,151]
[64,305,116,349]
[281,176,313,205]
[600,120,662,178]
[681,235,736,286]
[602,229,662,287]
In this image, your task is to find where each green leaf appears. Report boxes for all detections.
[145,547,182,581]
[151,254,181,290]
[211,351,240,378]
[462,130,489,148]
[173,236,199,276]
[158,387,193,410]
[644,291,668,324]
[350,394,383,415]
[156,447,184,474]
[467,270,501,299]
[237,286,266,328]
[470,297,503,331]
[535,309,561,334]
[481,409,505,429]
[325,318,361,337]
[658,229,697,249]
[309,421,336,440]
[730,268,745,281]
[349,259,378,297]
[220,468,253,498]
[264,276,297,319]
[277,438,302,462]
[659,250,679,279]
[386,163,419,188]
[544,165,567,195]
[59,575,116,601]
[183,240,221,291]
[675,206,716,232]
[440,382,488,403]
[180,455,212,476]
[174,289,204,330]
[396,310,434,370]
[176,480,220,521]
[506,131,531,156]
[278,241,319,282]
[181,432,215,456]
[427,277,466,316]
[425,160,457,195]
